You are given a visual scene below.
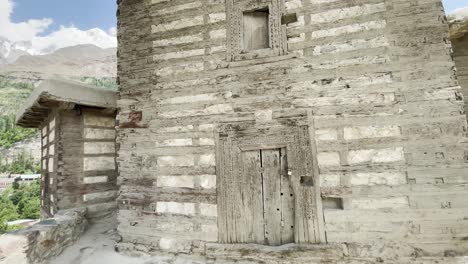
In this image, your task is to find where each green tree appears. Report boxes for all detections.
[0,180,41,233]
[0,152,41,174]
[0,195,19,233]
[21,198,40,219]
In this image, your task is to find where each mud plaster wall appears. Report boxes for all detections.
[116,0,468,258]
[452,34,468,121]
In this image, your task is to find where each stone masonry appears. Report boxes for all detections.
[450,16,468,120]
[116,0,468,261]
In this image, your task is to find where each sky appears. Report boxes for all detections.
[443,0,467,13]
[0,0,117,55]
[0,0,466,55]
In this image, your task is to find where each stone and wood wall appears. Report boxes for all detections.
[16,79,118,222]
[52,108,118,220]
[117,0,468,260]
[450,22,468,120]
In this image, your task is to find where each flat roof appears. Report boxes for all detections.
[16,79,117,128]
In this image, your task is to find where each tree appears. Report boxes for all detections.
[0,180,41,233]
[21,198,40,219]
[0,195,19,233]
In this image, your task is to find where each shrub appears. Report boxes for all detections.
[0,181,41,233]
[0,115,37,148]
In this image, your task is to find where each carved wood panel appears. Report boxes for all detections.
[226,0,287,61]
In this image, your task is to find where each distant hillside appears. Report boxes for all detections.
[0,78,35,116]
[0,44,116,78]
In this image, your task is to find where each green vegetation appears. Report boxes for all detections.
[0,78,35,116]
[79,76,117,90]
[0,181,41,233]
[0,78,38,148]
[0,151,41,174]
[0,115,37,148]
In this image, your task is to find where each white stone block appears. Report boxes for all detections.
[84,157,115,171]
[158,156,195,167]
[199,175,216,189]
[49,118,56,129]
[84,114,115,127]
[255,110,273,122]
[161,138,193,147]
[320,174,340,187]
[285,0,302,10]
[84,176,109,184]
[315,129,338,141]
[157,176,195,188]
[209,13,226,23]
[351,197,410,210]
[199,124,214,132]
[156,202,195,216]
[84,128,116,139]
[199,138,215,146]
[158,237,191,253]
[309,3,385,24]
[49,145,55,155]
[209,29,226,39]
[198,154,215,167]
[84,142,115,155]
[348,147,404,164]
[83,191,117,202]
[317,152,340,167]
[48,158,54,172]
[49,130,55,142]
[350,172,406,186]
[344,126,401,140]
[200,203,217,217]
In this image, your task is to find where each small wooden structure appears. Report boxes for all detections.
[16,79,118,220]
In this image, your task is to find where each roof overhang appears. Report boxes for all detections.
[16,79,117,128]
[449,19,468,40]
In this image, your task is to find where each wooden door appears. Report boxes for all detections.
[216,120,325,245]
[261,148,295,246]
[235,148,294,246]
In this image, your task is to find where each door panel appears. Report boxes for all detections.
[241,150,265,243]
[280,150,295,244]
[261,149,282,245]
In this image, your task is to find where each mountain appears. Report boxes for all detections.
[0,44,116,78]
[0,38,29,66]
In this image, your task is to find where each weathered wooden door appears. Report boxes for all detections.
[242,148,294,246]
[217,119,326,245]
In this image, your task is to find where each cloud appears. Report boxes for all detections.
[0,0,116,54]
[448,7,468,21]
[0,0,52,42]
[27,26,117,55]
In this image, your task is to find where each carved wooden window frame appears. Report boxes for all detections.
[226,0,287,61]
[215,115,326,245]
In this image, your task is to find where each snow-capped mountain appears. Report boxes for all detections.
[0,38,29,65]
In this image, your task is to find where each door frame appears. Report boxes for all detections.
[215,111,326,244]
